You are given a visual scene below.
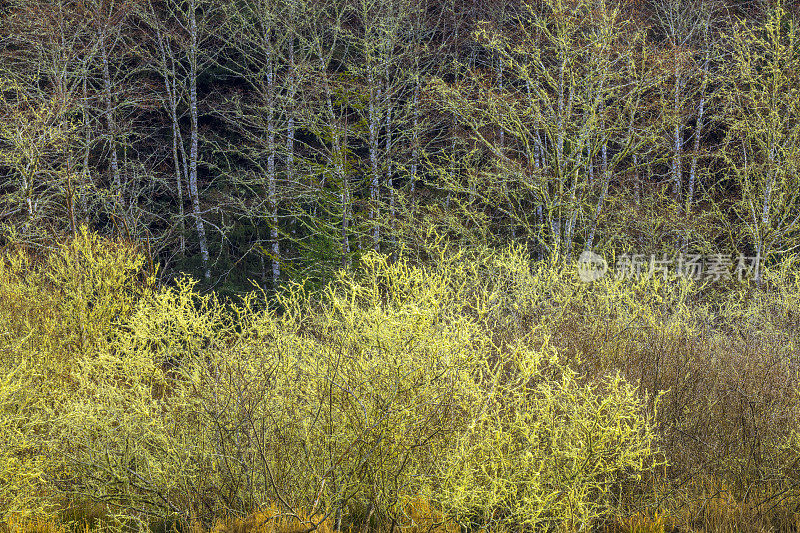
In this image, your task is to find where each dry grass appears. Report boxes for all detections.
[3,500,466,533]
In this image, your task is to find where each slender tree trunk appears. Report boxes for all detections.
[564,166,580,261]
[684,59,707,251]
[557,53,565,172]
[756,141,777,286]
[528,78,545,253]
[157,29,186,255]
[633,153,640,206]
[553,51,566,253]
[171,106,186,255]
[341,127,350,268]
[585,143,610,253]
[385,71,395,251]
[446,131,455,211]
[188,0,210,279]
[81,66,91,218]
[686,94,704,213]
[672,61,683,207]
[496,55,514,239]
[526,80,541,172]
[536,130,545,172]
[368,68,380,250]
[410,74,419,196]
[99,31,121,199]
[287,15,296,237]
[266,31,279,285]
[564,112,594,262]
[66,146,77,237]
[551,219,560,257]
[497,56,504,150]
[537,203,543,260]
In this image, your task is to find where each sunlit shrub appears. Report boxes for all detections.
[436,342,661,531]
[4,228,799,532]
[0,227,151,521]
[0,225,150,358]
[114,275,230,369]
[178,250,490,524]
[19,243,661,532]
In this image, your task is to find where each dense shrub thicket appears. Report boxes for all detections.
[1,230,799,532]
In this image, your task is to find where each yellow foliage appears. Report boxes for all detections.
[3,229,800,532]
[0,227,151,521]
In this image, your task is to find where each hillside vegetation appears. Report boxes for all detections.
[1,229,799,532]
[2,0,800,293]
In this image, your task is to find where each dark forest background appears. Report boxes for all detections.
[1,0,799,294]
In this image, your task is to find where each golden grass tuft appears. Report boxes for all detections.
[211,505,336,533]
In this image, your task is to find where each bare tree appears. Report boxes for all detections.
[432,0,649,261]
[650,0,710,213]
[140,0,215,279]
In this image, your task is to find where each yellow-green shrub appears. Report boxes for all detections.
[170,250,490,524]
[436,342,661,531]
[0,231,668,531]
[0,227,151,521]
[0,226,150,359]
[426,242,800,528]
[15,251,462,528]
[19,244,662,533]
[113,275,230,368]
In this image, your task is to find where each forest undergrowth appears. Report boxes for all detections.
[1,228,799,533]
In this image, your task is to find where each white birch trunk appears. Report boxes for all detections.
[287,18,296,236]
[385,70,395,248]
[585,143,609,253]
[557,53,565,171]
[672,62,683,207]
[687,93,704,212]
[411,75,419,196]
[686,58,708,240]
[756,141,777,285]
[188,0,211,279]
[266,33,279,285]
[553,51,566,253]
[81,67,91,216]
[684,71,706,252]
[446,133,455,211]
[157,29,186,255]
[368,68,380,249]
